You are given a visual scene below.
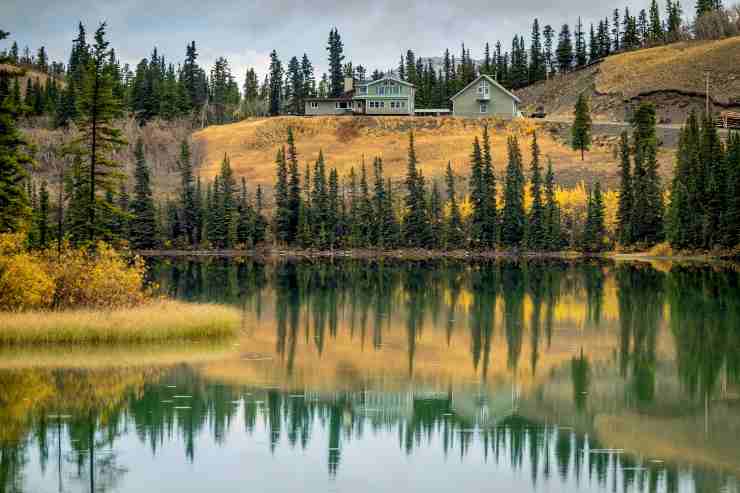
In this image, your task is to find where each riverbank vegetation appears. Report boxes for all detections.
[0,299,239,344]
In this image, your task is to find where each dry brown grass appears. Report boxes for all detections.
[0,299,241,344]
[193,116,631,192]
[597,38,740,104]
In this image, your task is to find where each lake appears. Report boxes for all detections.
[1,258,738,493]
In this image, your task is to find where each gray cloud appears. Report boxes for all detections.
[1,0,661,84]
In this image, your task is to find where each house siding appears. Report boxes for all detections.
[305,100,357,116]
[452,79,518,118]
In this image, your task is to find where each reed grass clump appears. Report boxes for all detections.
[0,300,241,344]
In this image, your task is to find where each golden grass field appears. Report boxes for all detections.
[0,299,241,344]
[193,115,673,192]
[597,37,740,104]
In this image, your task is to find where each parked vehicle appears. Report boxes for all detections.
[530,105,547,118]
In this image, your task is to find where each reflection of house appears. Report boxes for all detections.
[305,76,415,116]
[450,74,521,118]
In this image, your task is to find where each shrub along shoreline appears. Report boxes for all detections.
[0,235,241,344]
[0,299,240,345]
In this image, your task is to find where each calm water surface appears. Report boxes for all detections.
[1,259,739,493]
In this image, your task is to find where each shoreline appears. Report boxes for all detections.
[137,248,739,263]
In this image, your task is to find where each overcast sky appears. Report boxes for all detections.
[2,0,661,84]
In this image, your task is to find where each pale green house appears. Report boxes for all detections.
[450,74,521,118]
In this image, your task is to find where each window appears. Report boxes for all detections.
[480,102,488,113]
[310,102,319,109]
[359,86,367,95]
[477,79,490,96]
[400,101,406,108]
[378,86,385,95]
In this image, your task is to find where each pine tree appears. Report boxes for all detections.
[544,158,562,250]
[613,9,622,51]
[402,132,429,247]
[427,180,443,250]
[556,24,574,73]
[0,99,32,233]
[469,136,485,246]
[286,128,301,243]
[177,139,197,245]
[327,28,345,98]
[444,162,465,249]
[527,133,546,250]
[616,131,634,246]
[572,93,592,160]
[667,112,700,248]
[631,103,664,245]
[481,126,498,247]
[268,50,283,116]
[575,17,588,67]
[129,138,158,249]
[37,180,50,248]
[357,160,374,247]
[67,22,126,243]
[327,167,340,249]
[582,182,607,252]
[273,146,290,244]
[649,0,664,43]
[501,136,526,248]
[218,154,238,248]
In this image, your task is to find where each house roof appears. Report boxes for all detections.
[450,74,521,103]
[361,76,415,88]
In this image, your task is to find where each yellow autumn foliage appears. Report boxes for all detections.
[0,235,147,311]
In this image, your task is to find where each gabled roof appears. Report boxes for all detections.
[450,74,521,103]
[361,76,415,88]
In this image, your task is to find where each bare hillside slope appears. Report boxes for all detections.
[517,37,740,122]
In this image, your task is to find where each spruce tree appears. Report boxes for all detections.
[0,99,32,233]
[327,167,340,249]
[273,146,290,244]
[544,158,562,250]
[129,139,158,249]
[582,182,607,252]
[429,180,443,250]
[616,131,634,246]
[481,126,498,247]
[357,160,374,247]
[37,180,50,248]
[402,132,429,247]
[631,103,663,245]
[444,162,465,249]
[178,140,197,245]
[575,17,588,67]
[572,93,592,160]
[218,154,238,248]
[527,133,546,250]
[68,22,126,243]
[286,128,301,243]
[501,136,526,248]
[556,24,574,73]
[268,50,283,116]
[469,136,485,247]
[327,28,345,98]
[667,113,699,249]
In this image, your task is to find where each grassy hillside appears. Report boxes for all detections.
[192,115,675,192]
[517,37,740,122]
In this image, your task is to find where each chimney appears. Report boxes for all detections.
[344,76,354,93]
